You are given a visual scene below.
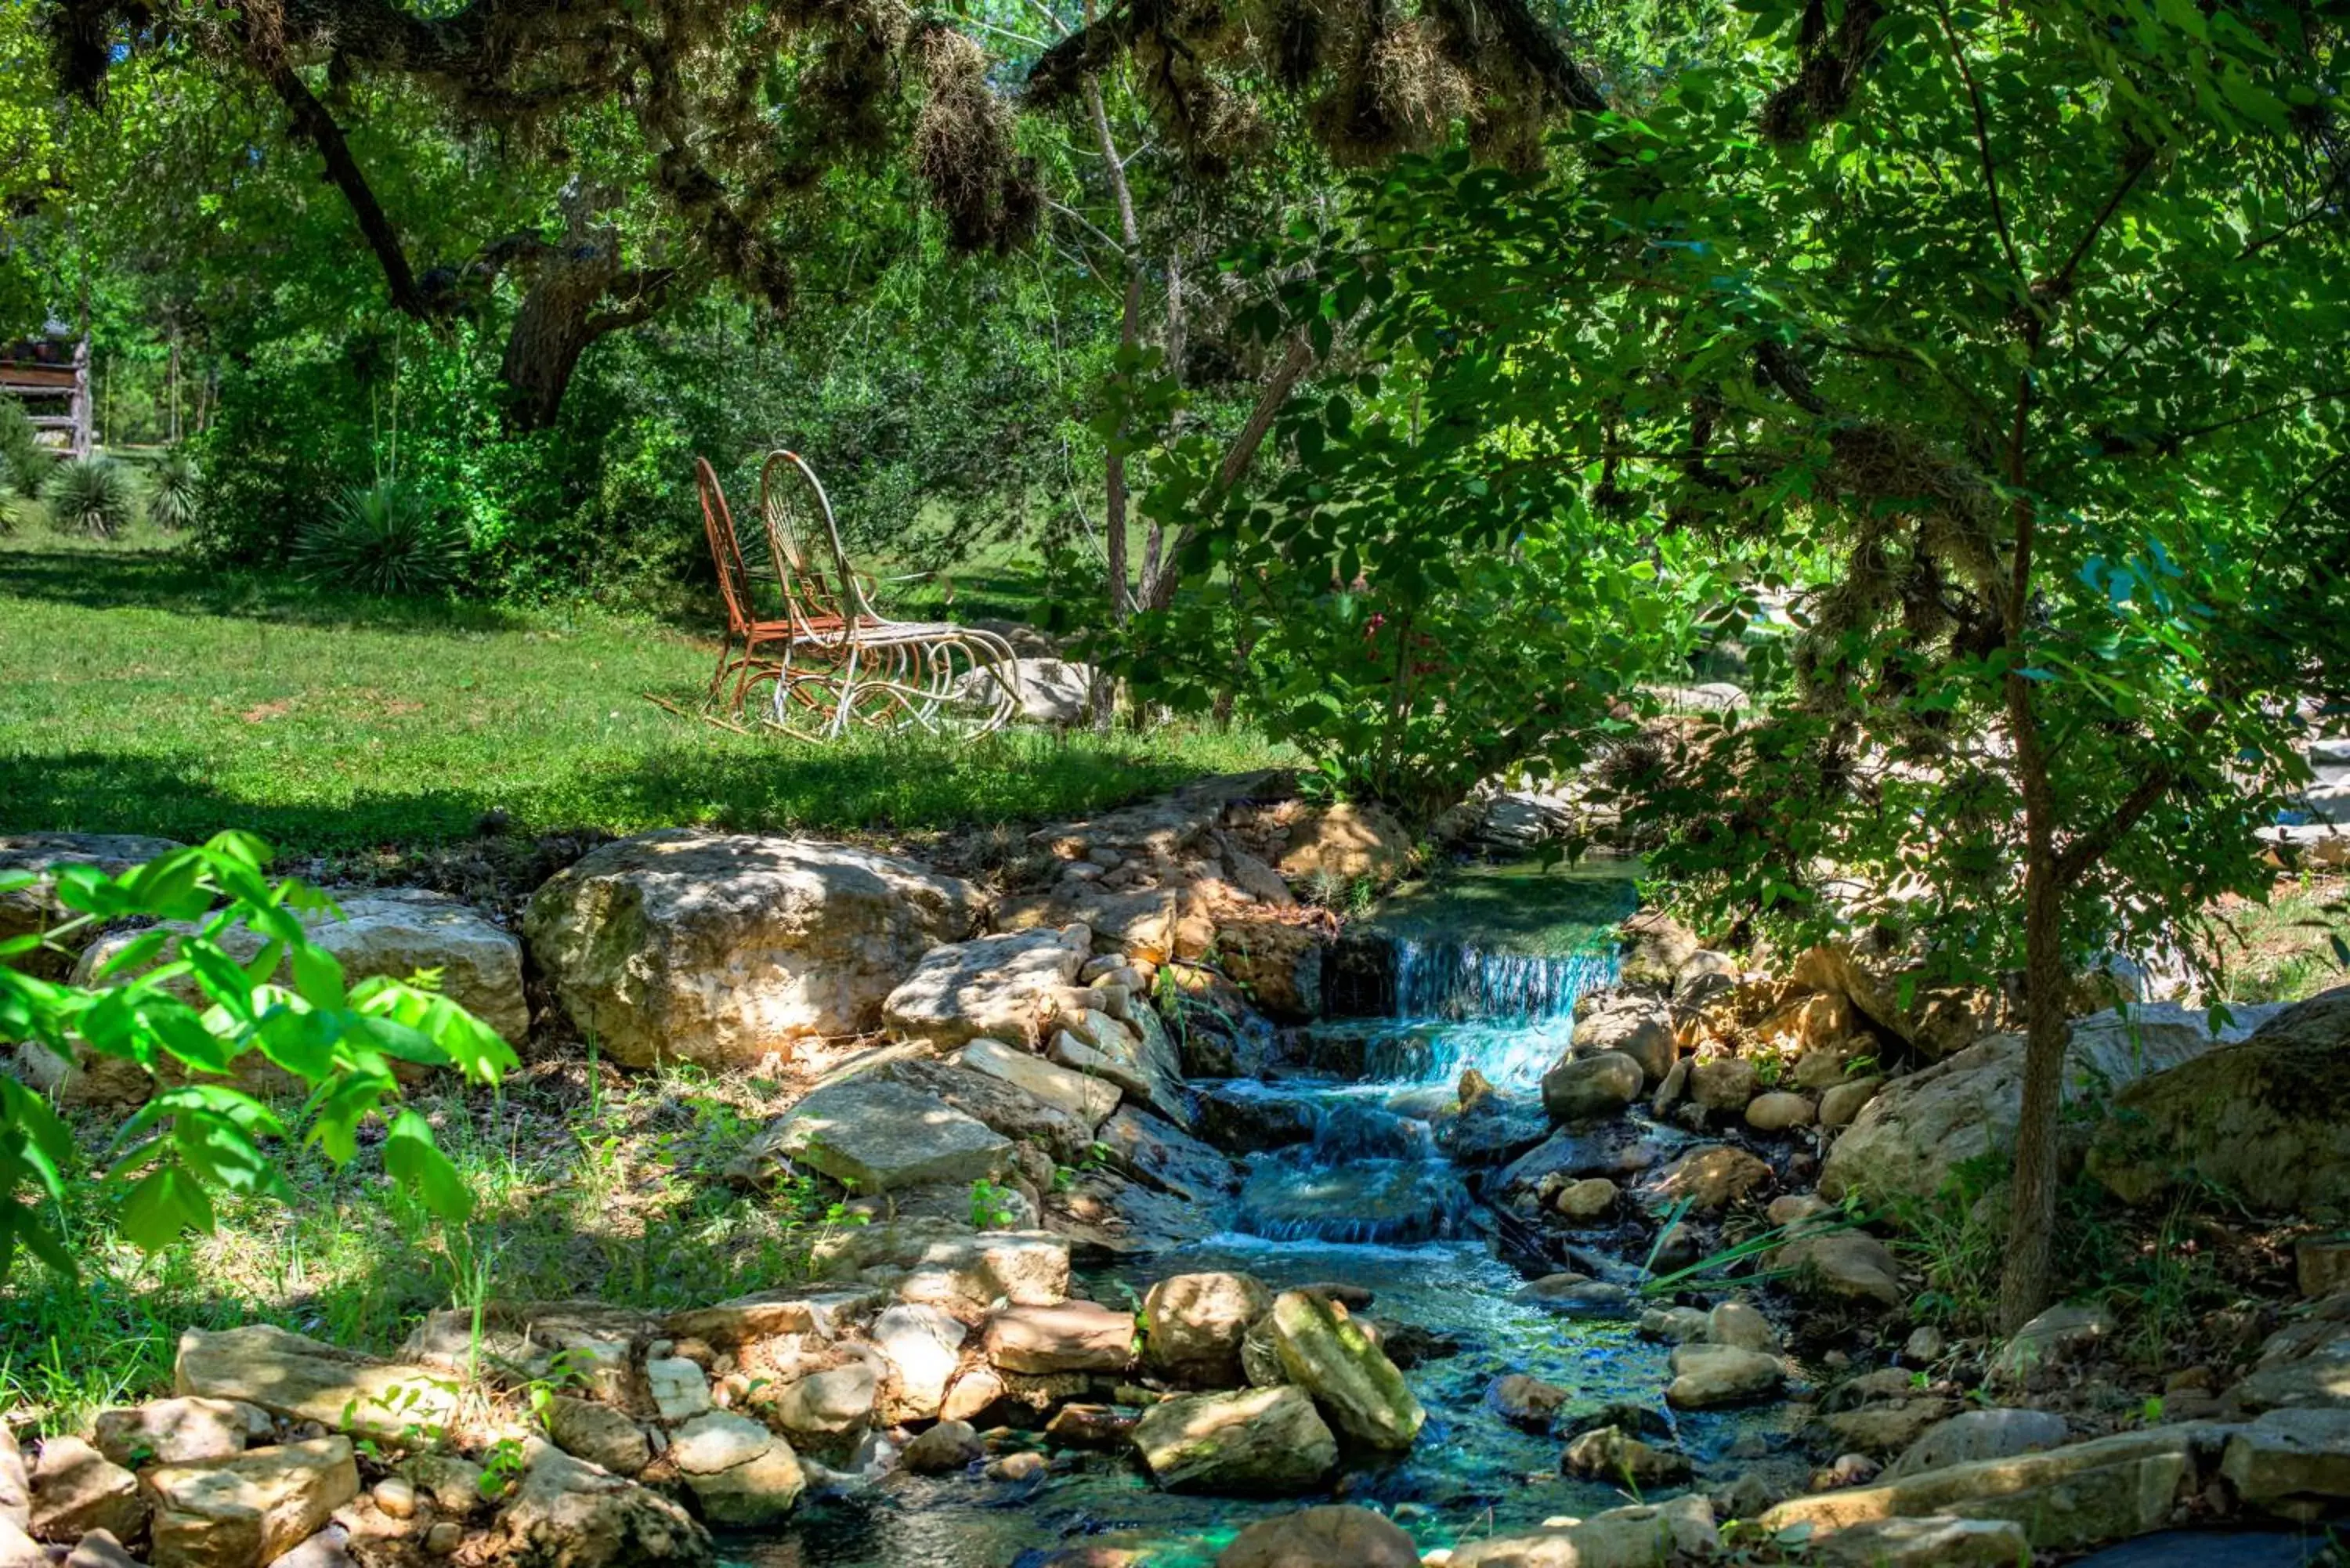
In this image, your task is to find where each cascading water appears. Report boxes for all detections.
[738,861,1777,1568]
[1229,933,1621,1245]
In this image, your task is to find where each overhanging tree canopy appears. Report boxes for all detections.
[27,0,1611,426]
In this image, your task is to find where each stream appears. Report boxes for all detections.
[736,862,1797,1567]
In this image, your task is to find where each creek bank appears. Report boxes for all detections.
[16,775,2350,1566]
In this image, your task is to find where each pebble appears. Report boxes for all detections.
[424,1523,464,1556]
[1904,1324,1947,1364]
[1745,1090,1817,1132]
[371,1476,418,1519]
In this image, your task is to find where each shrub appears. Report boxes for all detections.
[42,455,137,537]
[147,448,201,530]
[294,478,470,595]
[0,399,53,498]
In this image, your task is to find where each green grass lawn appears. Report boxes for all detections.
[0,530,1283,856]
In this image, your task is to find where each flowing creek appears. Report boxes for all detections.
[737,861,1799,1567]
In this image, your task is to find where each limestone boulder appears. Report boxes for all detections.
[899,1419,984,1474]
[955,1038,1120,1130]
[1687,1057,1757,1114]
[2221,1406,2350,1514]
[1047,1010,1188,1125]
[1092,1107,1239,1205]
[1774,1230,1906,1309]
[1665,1344,1781,1409]
[0,1428,24,1533]
[145,1438,358,1568]
[1823,1002,2277,1207]
[1988,1302,2115,1388]
[1640,1143,1770,1213]
[1571,998,1676,1083]
[92,1399,266,1469]
[876,1056,1097,1167]
[771,1364,877,1445]
[28,1439,143,1545]
[486,1440,711,1568]
[1142,1272,1273,1386]
[870,1304,967,1421]
[954,657,1093,726]
[525,830,982,1067]
[544,1397,651,1477]
[173,1327,458,1442]
[77,889,526,1045]
[1542,1052,1644,1124]
[2088,987,2350,1213]
[1745,1090,1814,1132]
[0,833,181,977]
[397,1301,645,1396]
[1889,1409,2070,1478]
[1275,804,1409,887]
[1818,1075,1883,1129]
[0,1521,36,1568]
[1267,1290,1424,1452]
[1214,918,1327,1022]
[669,1412,804,1526]
[1215,1505,1417,1568]
[733,1076,1011,1194]
[1447,1496,1716,1568]
[880,926,1090,1049]
[1759,1424,2207,1553]
[1129,1386,1338,1493]
[1562,1425,1691,1486]
[981,1302,1136,1374]
[1796,1516,2030,1567]
[1790,944,1997,1060]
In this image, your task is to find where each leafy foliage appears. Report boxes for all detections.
[295,479,470,597]
[43,454,137,537]
[0,836,519,1280]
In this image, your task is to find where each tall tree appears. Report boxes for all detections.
[1140,0,2348,1324]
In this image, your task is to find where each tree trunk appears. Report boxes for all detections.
[1082,62,1143,726]
[1998,691,2067,1333]
[1995,359,2063,1334]
[500,258,615,433]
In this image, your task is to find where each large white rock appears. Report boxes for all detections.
[736,1076,1012,1193]
[954,1038,1120,1129]
[76,888,527,1043]
[882,926,1090,1048]
[145,1439,359,1568]
[524,830,982,1068]
[953,658,1094,726]
[870,1304,967,1421]
[173,1328,459,1442]
[1822,1003,2283,1207]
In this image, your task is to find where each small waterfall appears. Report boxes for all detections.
[1392,938,1617,1026]
[1229,932,1623,1246]
[1379,938,1619,1092]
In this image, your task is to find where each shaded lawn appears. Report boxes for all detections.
[0,533,1282,855]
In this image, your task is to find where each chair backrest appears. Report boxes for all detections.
[694,457,760,638]
[760,450,877,634]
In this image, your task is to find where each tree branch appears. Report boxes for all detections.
[263,61,428,318]
[1928,0,2025,294]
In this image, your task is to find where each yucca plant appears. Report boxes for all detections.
[148,448,201,530]
[43,454,137,537]
[294,478,469,596]
[0,399,52,498]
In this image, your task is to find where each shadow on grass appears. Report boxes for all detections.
[0,728,1264,855]
[0,541,533,635]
